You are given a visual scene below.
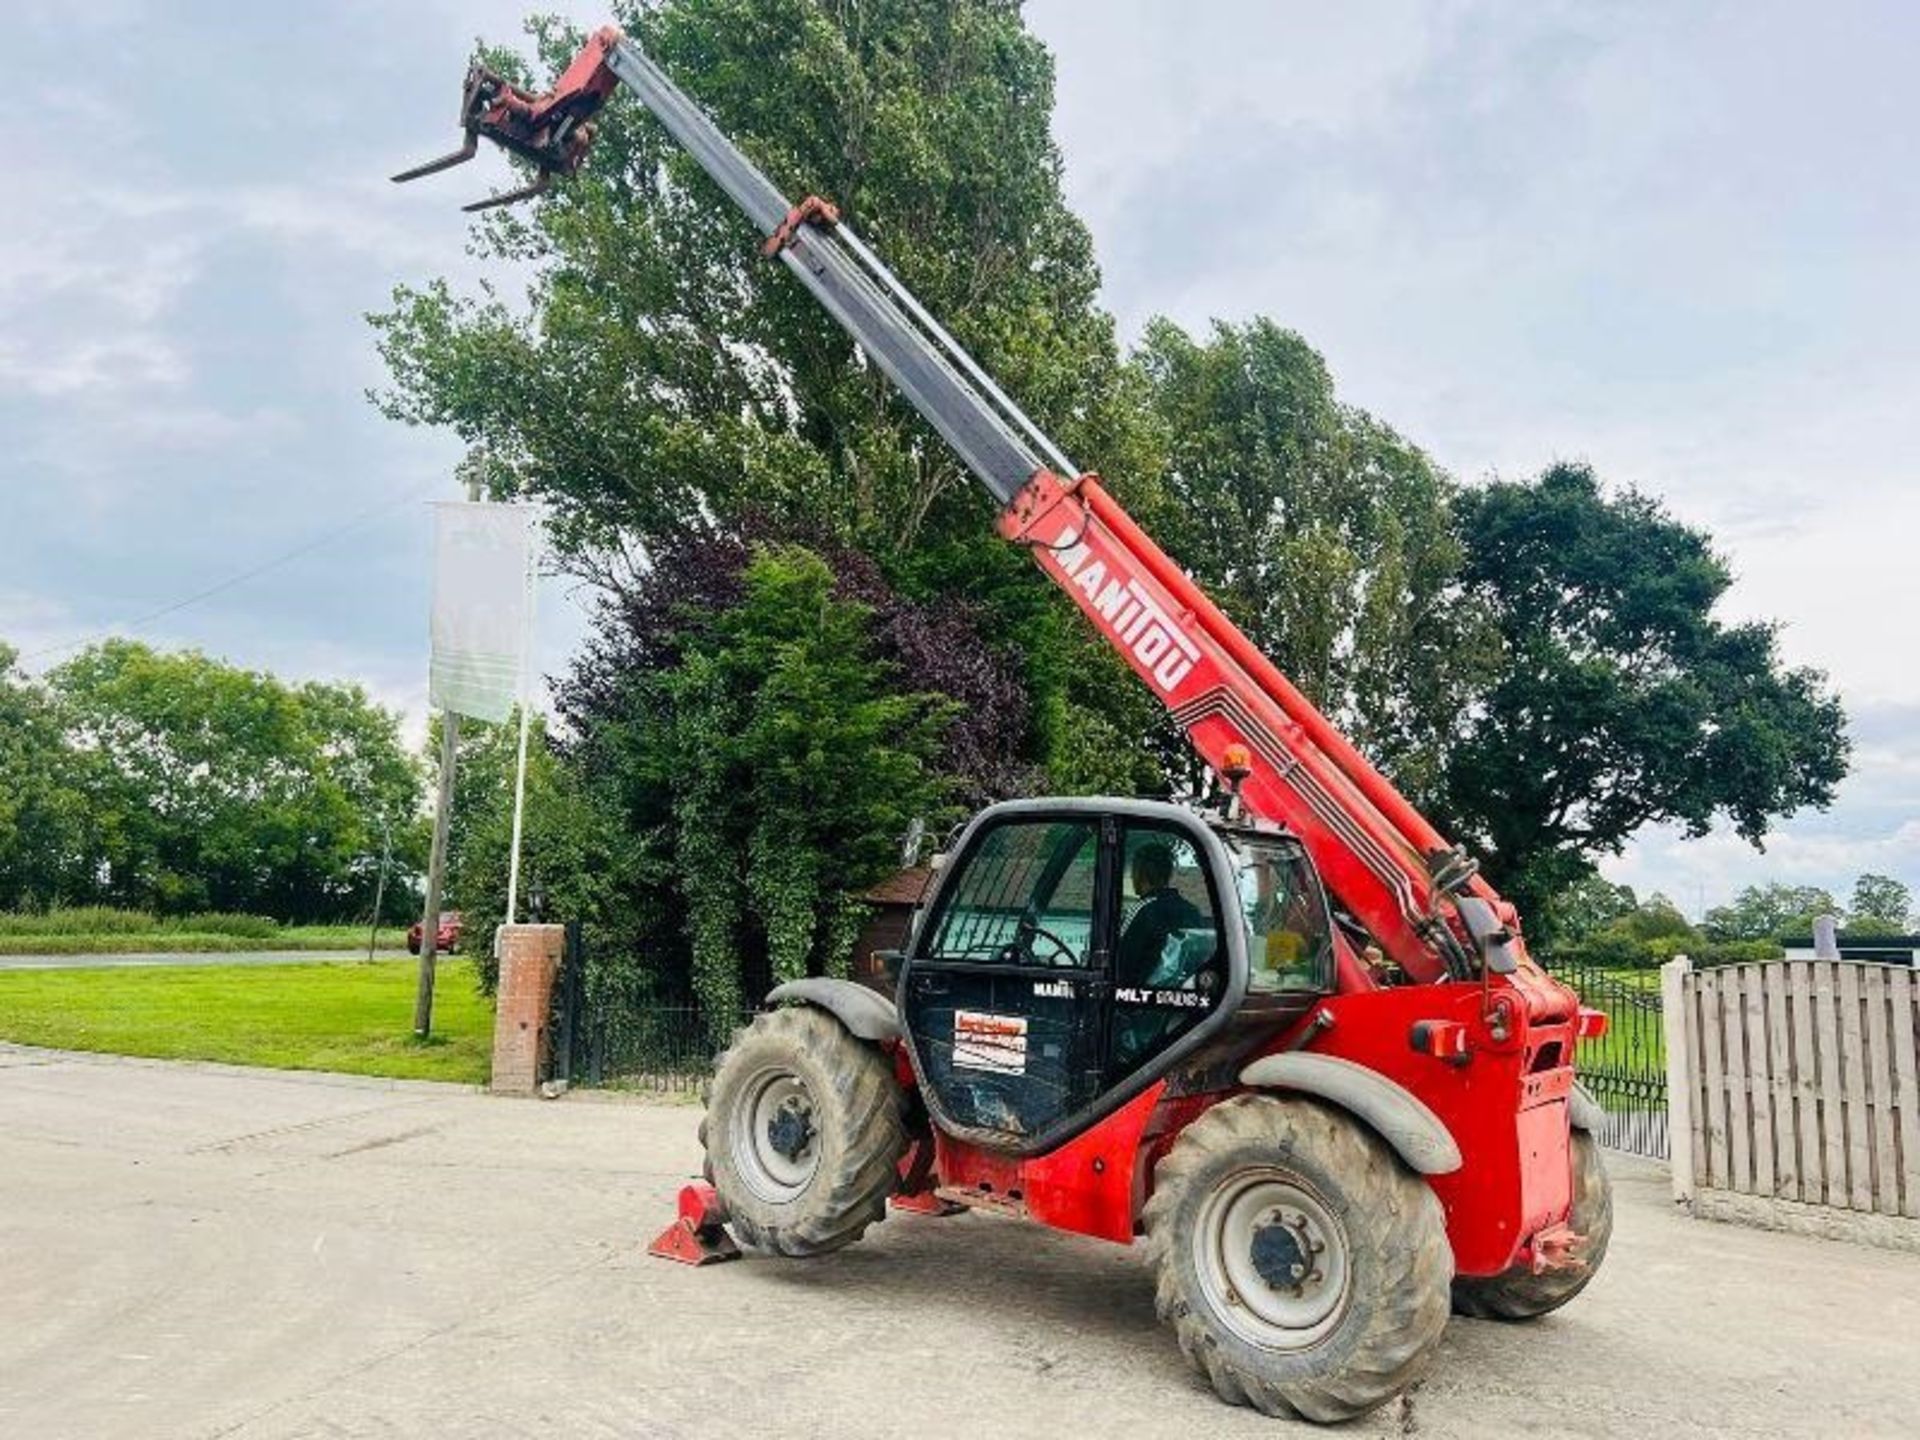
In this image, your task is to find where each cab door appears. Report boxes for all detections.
[1106,819,1230,1084]
[900,816,1110,1144]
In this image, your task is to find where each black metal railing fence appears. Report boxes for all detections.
[554,928,1678,1161]
[1551,957,1670,1159]
[550,924,755,1092]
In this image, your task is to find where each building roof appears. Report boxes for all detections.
[864,868,933,906]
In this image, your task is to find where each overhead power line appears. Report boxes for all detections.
[21,480,442,664]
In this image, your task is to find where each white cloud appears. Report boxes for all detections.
[0,333,187,399]
[1026,0,1920,903]
[1606,820,1920,917]
[1604,710,1920,914]
[0,592,81,666]
[0,196,200,402]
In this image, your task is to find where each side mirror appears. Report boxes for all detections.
[876,948,907,982]
[1454,897,1519,976]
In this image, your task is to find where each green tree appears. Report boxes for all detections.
[372,0,1167,790]
[1541,872,1639,943]
[1847,873,1912,934]
[1618,892,1694,943]
[1703,882,1842,942]
[49,641,421,919]
[1439,465,1848,920]
[1132,317,1493,795]
[297,677,432,921]
[570,544,953,1035]
[369,0,1156,552]
[442,708,627,987]
[0,643,91,908]
[371,2,1852,952]
[1552,890,1705,970]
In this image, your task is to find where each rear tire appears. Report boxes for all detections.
[1145,1095,1452,1423]
[1451,1130,1612,1320]
[703,1006,907,1257]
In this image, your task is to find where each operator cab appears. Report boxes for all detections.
[897,797,1336,1154]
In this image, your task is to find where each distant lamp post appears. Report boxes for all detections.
[1813,913,1840,960]
[529,884,548,924]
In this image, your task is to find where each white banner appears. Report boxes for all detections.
[429,501,535,724]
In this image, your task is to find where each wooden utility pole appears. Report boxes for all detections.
[366,821,392,964]
[414,478,481,1038]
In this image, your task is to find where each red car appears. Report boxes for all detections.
[406,911,463,955]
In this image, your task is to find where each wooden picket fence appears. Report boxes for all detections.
[1663,957,1920,1219]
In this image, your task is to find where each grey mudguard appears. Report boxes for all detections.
[1569,1081,1604,1134]
[766,978,902,1043]
[1239,1051,1463,1176]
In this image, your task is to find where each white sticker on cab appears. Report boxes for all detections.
[953,1010,1028,1075]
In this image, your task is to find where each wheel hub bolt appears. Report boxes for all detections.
[766,1097,815,1160]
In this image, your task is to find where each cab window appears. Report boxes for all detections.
[923,820,1097,969]
[1109,824,1225,1077]
[1231,836,1335,993]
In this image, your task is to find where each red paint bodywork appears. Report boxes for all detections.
[472,25,624,176]
[924,976,1583,1275]
[647,1181,743,1266]
[891,470,1592,1279]
[932,1086,1166,1244]
[406,911,463,956]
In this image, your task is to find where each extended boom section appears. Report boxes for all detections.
[1001,469,1473,987]
[395,22,1604,1317]
[394,24,1520,989]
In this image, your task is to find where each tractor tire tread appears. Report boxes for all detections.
[1451,1131,1612,1321]
[1144,1094,1452,1424]
[704,1006,906,1258]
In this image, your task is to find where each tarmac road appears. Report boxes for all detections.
[2,1043,1915,1439]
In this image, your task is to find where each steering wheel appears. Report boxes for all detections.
[1013,909,1078,966]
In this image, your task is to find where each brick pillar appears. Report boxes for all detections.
[491,924,565,1095]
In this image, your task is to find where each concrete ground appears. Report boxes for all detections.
[0,951,405,971]
[3,1046,1915,1440]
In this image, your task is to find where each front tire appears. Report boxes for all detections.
[1145,1095,1453,1423]
[1451,1130,1612,1320]
[703,1006,907,1257]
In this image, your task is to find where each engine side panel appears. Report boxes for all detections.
[1296,984,1579,1276]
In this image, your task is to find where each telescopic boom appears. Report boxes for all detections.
[394,24,1546,993]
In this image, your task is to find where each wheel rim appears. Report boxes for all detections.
[731,1065,821,1204]
[1194,1167,1353,1351]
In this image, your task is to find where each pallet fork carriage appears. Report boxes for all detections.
[398,23,1614,1423]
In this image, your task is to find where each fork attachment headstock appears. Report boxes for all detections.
[391,25,625,212]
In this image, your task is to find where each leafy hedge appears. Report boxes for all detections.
[449,539,1000,1041]
[0,908,285,938]
[1551,930,1783,970]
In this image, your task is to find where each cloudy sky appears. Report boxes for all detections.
[4,1,1913,918]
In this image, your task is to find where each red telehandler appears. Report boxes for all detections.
[396,24,1613,1422]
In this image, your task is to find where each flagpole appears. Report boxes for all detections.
[416,482,482,1038]
[504,522,537,924]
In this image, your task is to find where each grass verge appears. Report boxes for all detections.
[0,926,409,956]
[0,958,491,1084]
